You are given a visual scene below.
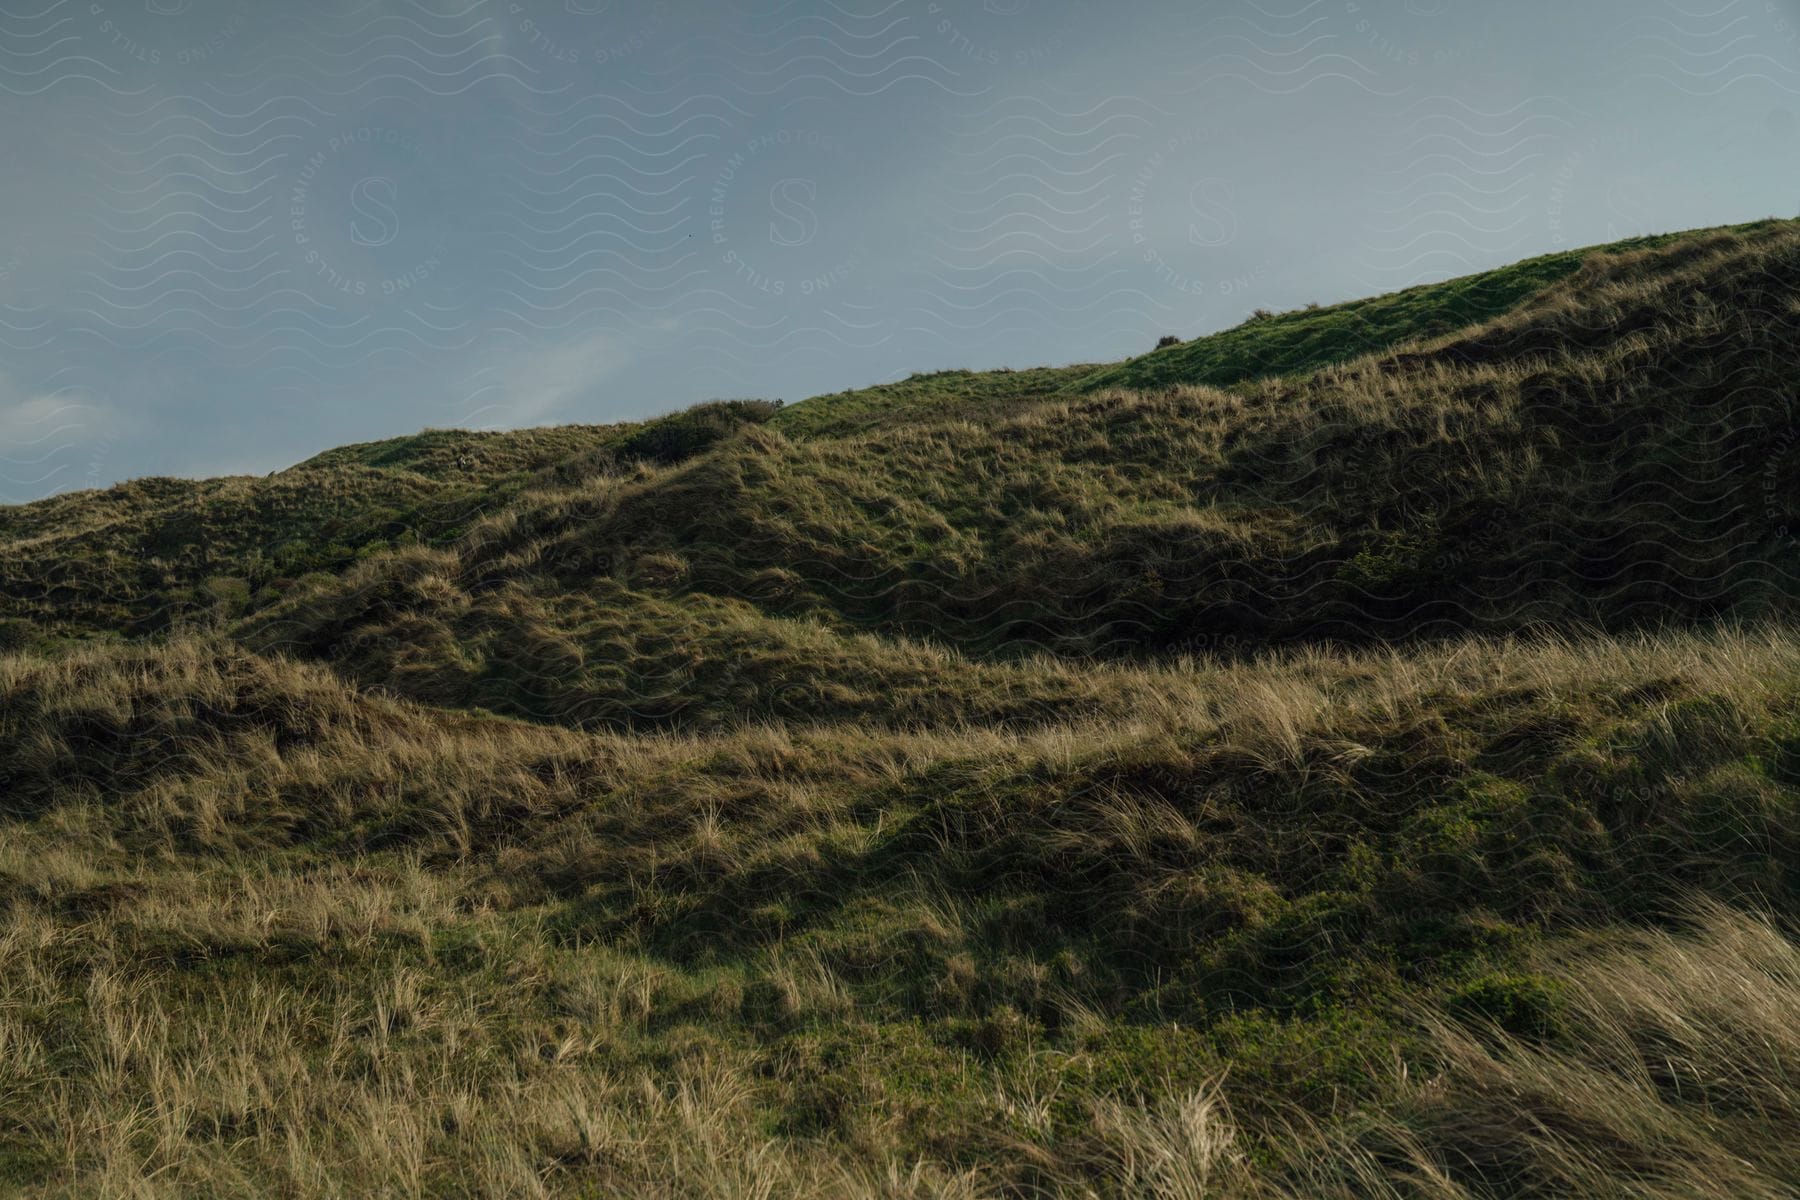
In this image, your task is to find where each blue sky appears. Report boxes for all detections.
[2,0,1798,498]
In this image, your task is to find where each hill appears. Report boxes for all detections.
[2,219,1799,1197]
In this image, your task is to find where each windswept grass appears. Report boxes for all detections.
[4,222,1800,1195]
[229,220,1800,704]
[1,625,1798,1194]
[771,364,1105,440]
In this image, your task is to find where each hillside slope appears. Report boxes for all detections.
[775,221,1775,437]
[1072,223,1759,394]
[0,405,776,642]
[2,221,1800,1198]
[232,221,1800,730]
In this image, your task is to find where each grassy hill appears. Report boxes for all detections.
[1069,224,1751,394]
[3,219,1800,1197]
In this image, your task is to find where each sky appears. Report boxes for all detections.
[1,0,1798,499]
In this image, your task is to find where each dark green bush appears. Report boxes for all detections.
[613,400,783,466]
[1447,972,1565,1039]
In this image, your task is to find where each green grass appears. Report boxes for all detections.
[771,363,1104,439]
[771,221,1782,444]
[1074,222,1777,395]
[4,220,1800,1196]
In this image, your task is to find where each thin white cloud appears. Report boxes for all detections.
[0,379,118,457]
[461,331,635,430]
[0,373,131,502]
